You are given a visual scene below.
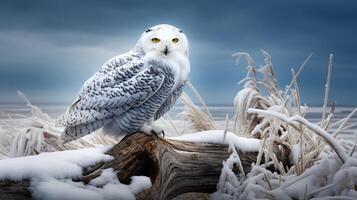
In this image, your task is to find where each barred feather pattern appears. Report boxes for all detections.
[59,48,184,141]
[103,64,176,136]
[57,48,145,127]
[80,49,144,95]
[62,118,112,140]
[154,81,185,120]
[62,65,168,140]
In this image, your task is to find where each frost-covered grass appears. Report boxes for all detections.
[208,52,357,199]
[0,51,356,199]
[0,91,119,158]
[168,51,357,199]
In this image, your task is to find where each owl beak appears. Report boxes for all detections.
[163,45,169,55]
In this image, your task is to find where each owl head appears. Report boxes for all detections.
[138,24,189,59]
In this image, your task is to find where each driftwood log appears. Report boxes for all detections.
[0,132,278,200]
[83,133,259,200]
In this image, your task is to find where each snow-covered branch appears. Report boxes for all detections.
[248,108,348,163]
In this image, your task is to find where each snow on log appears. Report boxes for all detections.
[0,132,288,200]
[82,132,263,200]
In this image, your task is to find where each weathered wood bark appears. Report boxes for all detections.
[0,180,31,200]
[83,133,259,200]
[0,132,264,200]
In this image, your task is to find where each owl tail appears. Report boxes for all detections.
[61,119,110,142]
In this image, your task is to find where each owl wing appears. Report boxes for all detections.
[63,52,144,114]
[57,58,166,127]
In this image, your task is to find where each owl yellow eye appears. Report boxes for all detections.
[151,38,160,43]
[172,38,179,43]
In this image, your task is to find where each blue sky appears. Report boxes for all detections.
[0,0,356,105]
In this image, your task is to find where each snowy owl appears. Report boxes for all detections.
[57,24,190,142]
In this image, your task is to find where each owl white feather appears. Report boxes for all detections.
[57,24,190,142]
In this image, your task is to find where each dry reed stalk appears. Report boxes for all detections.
[178,92,215,131]
[163,114,181,136]
[186,81,215,124]
[223,114,229,141]
[333,108,357,137]
[291,69,304,174]
[321,54,333,124]
[248,108,348,163]
[283,53,313,100]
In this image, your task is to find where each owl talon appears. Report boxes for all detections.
[148,129,164,138]
[150,129,159,138]
[140,120,165,138]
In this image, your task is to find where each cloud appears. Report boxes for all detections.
[0,0,356,105]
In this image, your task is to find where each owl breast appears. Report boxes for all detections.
[143,52,190,92]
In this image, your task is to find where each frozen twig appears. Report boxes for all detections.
[291,69,304,174]
[322,54,333,124]
[230,144,246,178]
[223,114,229,141]
[263,173,272,190]
[332,108,357,137]
[348,144,356,156]
[283,53,313,100]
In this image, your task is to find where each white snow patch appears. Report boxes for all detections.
[129,176,152,194]
[30,171,151,200]
[30,178,104,200]
[0,146,152,200]
[170,130,261,152]
[0,146,113,181]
